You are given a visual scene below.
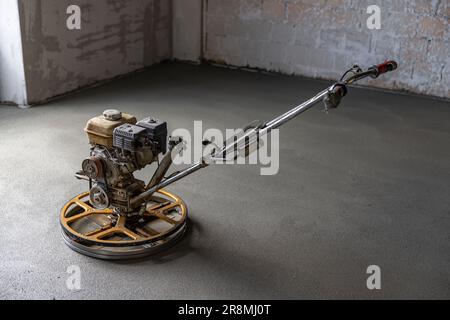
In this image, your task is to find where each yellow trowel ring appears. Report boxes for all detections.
[60,189,187,259]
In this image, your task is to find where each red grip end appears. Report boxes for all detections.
[376,60,398,74]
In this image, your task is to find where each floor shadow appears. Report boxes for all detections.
[111,217,202,265]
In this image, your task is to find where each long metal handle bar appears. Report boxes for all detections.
[131,83,334,206]
[214,88,330,160]
[130,87,328,205]
[131,62,397,206]
[131,161,206,205]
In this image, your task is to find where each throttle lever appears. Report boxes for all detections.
[323,83,347,112]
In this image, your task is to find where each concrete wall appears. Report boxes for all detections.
[203,0,449,98]
[0,0,28,106]
[173,0,202,62]
[19,0,172,104]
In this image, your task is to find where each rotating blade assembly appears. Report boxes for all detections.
[60,189,188,260]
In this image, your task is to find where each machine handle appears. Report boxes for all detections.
[369,60,398,78]
[132,61,399,205]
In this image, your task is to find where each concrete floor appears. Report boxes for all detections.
[0,62,449,299]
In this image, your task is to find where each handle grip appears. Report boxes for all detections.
[369,60,398,78]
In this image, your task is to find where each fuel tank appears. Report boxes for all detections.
[84,110,137,148]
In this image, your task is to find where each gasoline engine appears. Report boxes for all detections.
[60,61,398,260]
[81,111,169,212]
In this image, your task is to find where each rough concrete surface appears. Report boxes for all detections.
[0,62,449,299]
[204,0,450,98]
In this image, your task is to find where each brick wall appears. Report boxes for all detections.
[203,0,449,98]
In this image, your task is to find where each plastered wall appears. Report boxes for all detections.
[203,0,449,98]
[0,0,27,106]
[173,0,202,62]
[18,0,172,104]
[2,0,448,105]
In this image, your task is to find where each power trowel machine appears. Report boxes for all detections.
[60,61,398,259]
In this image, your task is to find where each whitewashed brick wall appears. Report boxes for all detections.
[203,0,449,98]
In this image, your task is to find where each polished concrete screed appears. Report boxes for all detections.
[0,62,449,299]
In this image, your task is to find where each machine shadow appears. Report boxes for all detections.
[111,217,202,265]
